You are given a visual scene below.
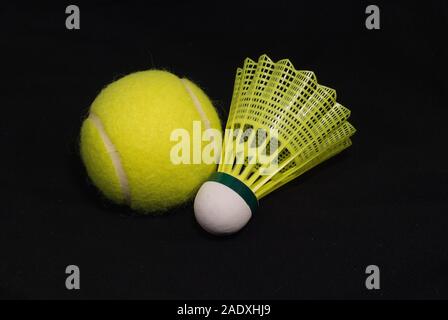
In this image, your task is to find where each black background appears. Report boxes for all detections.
[1,0,447,299]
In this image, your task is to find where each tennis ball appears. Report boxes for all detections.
[80,70,221,213]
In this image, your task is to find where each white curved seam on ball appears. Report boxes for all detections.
[88,113,131,204]
[181,79,211,129]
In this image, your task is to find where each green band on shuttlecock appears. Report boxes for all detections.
[209,172,259,213]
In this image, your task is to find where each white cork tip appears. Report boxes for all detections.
[194,181,252,235]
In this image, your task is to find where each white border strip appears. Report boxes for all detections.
[181,79,211,129]
[88,113,131,204]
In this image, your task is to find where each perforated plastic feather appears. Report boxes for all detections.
[218,54,356,199]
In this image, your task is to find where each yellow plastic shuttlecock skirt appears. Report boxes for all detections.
[194,54,356,235]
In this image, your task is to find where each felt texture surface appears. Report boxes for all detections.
[80,70,221,212]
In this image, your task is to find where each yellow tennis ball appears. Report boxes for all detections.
[80,70,222,213]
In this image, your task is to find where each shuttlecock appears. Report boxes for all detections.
[194,54,356,235]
